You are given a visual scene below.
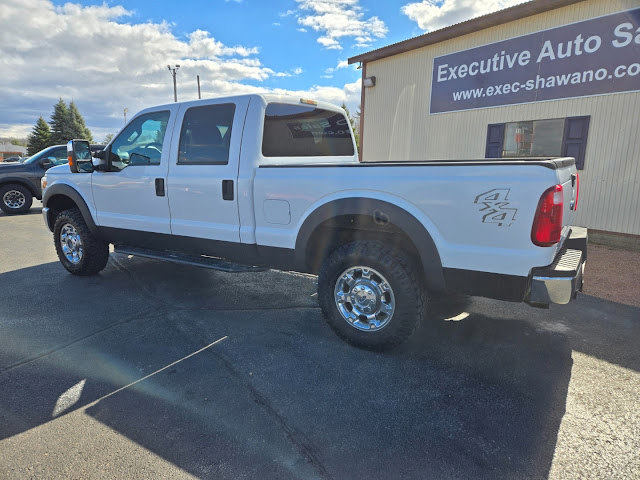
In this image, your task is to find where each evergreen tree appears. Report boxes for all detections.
[49,98,74,144]
[48,99,93,144]
[27,116,52,155]
[68,101,93,141]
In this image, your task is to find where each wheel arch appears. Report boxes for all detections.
[295,197,446,293]
[0,178,38,197]
[43,184,98,234]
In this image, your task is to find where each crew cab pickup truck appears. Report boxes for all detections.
[41,94,586,349]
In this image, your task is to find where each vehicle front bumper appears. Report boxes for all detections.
[526,226,587,307]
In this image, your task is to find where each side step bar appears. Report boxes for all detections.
[114,245,267,273]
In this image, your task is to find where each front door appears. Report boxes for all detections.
[166,97,249,242]
[91,108,176,234]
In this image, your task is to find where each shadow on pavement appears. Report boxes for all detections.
[0,256,637,478]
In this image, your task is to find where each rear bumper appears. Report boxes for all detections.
[526,226,587,307]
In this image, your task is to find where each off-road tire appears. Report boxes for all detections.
[0,183,33,214]
[53,208,109,275]
[318,240,426,350]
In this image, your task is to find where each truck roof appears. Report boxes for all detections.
[141,94,346,115]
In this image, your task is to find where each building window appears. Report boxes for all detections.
[485,116,590,170]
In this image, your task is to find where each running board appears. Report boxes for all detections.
[114,245,266,273]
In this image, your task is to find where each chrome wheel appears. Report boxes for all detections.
[3,189,26,209]
[60,223,84,264]
[333,266,396,331]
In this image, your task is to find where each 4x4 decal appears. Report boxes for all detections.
[474,189,518,227]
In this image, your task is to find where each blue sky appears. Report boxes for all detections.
[0,0,524,141]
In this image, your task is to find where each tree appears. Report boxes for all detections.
[27,116,51,155]
[49,98,73,145]
[68,101,93,141]
[49,98,93,144]
[342,103,360,149]
[103,133,114,144]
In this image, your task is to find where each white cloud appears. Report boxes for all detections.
[296,0,387,50]
[0,0,360,138]
[325,59,350,74]
[402,0,526,32]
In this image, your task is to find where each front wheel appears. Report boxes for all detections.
[318,241,426,350]
[0,183,33,214]
[53,208,109,275]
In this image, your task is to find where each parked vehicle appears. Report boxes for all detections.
[41,94,586,349]
[0,144,104,214]
[1,156,22,163]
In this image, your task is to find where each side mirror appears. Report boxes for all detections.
[41,159,52,169]
[67,140,94,173]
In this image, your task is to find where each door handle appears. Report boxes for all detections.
[222,180,234,201]
[155,178,165,196]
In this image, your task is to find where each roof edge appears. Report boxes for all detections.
[348,0,586,65]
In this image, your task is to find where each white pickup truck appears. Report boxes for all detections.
[41,94,586,349]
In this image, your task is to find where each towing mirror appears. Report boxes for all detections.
[67,140,94,173]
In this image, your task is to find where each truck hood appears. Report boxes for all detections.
[0,163,29,174]
[45,164,72,175]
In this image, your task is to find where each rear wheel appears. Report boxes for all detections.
[318,241,426,350]
[0,183,33,214]
[53,208,109,275]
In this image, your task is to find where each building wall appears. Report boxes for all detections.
[362,0,640,235]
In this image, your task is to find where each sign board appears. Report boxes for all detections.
[430,8,640,114]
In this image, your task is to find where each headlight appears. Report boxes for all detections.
[41,176,47,191]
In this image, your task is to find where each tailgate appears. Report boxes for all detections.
[554,158,579,246]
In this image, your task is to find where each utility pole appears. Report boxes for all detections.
[197,75,201,99]
[123,107,128,124]
[167,64,180,102]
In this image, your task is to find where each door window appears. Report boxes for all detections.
[109,111,170,171]
[178,104,236,165]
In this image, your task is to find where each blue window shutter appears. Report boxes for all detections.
[485,124,505,158]
[562,116,590,170]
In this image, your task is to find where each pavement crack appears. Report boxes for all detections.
[0,307,163,375]
[212,349,334,480]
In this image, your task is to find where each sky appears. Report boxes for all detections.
[0,0,525,142]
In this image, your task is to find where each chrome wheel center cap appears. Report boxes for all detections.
[351,284,378,314]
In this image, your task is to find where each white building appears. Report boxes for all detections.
[349,0,640,244]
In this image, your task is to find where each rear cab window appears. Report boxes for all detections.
[262,103,355,158]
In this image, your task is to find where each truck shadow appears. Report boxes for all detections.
[0,259,637,478]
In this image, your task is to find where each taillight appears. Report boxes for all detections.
[532,184,563,247]
[574,173,579,211]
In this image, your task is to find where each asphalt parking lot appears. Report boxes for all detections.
[1,204,638,479]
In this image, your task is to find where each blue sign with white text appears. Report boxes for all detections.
[430,8,640,114]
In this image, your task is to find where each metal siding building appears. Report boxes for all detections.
[350,0,640,237]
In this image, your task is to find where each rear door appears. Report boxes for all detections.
[166,97,249,242]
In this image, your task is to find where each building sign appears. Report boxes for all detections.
[430,8,640,114]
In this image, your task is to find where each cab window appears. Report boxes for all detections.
[109,111,170,171]
[178,104,236,165]
[262,103,355,157]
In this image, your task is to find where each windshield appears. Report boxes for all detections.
[22,146,68,166]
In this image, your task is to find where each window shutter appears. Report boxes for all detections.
[562,116,590,170]
[485,123,505,158]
